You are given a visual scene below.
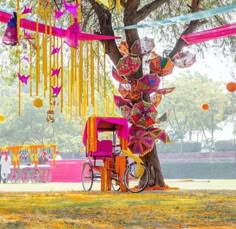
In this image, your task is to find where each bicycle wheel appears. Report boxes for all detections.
[21,169,29,183]
[31,169,41,183]
[10,169,21,183]
[123,162,149,193]
[81,162,94,191]
[44,169,52,183]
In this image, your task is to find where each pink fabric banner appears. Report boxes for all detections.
[181,22,236,45]
[0,10,120,40]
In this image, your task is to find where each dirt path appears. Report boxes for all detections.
[0,179,236,193]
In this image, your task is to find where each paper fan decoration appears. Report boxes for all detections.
[112,67,127,83]
[128,129,155,156]
[131,101,158,128]
[116,54,141,77]
[120,105,132,119]
[118,81,141,101]
[118,40,129,56]
[149,52,174,76]
[130,37,155,56]
[148,127,171,144]
[150,93,162,107]
[137,73,160,93]
[172,51,196,68]
[114,95,132,108]
[157,87,175,95]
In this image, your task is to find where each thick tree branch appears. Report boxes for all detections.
[88,0,122,65]
[169,0,203,58]
[137,0,169,22]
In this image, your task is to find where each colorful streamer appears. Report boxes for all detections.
[114,3,236,30]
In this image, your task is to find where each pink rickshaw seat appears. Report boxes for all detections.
[89,140,113,159]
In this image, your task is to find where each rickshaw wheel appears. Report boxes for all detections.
[123,162,150,193]
[31,169,41,183]
[21,169,29,183]
[82,162,94,191]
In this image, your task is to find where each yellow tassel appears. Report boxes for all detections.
[29,44,32,96]
[60,37,64,112]
[103,43,106,97]
[90,42,95,110]
[18,58,21,116]
[79,41,83,115]
[117,0,121,14]
[16,0,20,43]
[96,41,100,92]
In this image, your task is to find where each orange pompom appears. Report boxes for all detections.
[33,98,43,108]
[202,103,209,110]
[226,82,236,92]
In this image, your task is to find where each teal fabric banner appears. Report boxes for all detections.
[114,3,236,30]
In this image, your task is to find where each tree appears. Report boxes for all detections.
[1,0,235,188]
[81,0,235,188]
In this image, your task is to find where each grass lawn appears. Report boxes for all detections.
[0,190,235,228]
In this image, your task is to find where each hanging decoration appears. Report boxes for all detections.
[226,81,236,92]
[172,51,196,68]
[130,101,158,129]
[116,54,141,77]
[130,37,155,56]
[113,3,236,30]
[181,22,236,45]
[0,114,6,122]
[33,98,43,108]
[2,12,18,46]
[18,73,30,85]
[148,52,174,76]
[201,103,209,110]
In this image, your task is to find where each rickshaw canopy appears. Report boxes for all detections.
[82,117,129,150]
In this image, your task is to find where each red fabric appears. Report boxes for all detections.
[182,22,236,45]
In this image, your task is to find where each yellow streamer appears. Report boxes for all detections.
[122,150,144,178]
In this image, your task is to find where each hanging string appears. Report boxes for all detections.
[29,43,32,96]
[60,37,64,113]
[96,41,100,92]
[103,43,106,98]
[90,42,95,112]
[18,54,21,116]
[78,41,83,116]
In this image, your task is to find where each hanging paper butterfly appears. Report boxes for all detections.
[23,30,34,39]
[63,0,80,18]
[18,73,30,85]
[51,46,61,55]
[51,85,62,97]
[21,56,29,62]
[22,6,33,14]
[51,67,61,77]
[54,10,65,19]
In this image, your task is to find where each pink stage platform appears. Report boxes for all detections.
[48,160,86,182]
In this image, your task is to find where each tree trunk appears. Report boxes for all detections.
[142,145,165,187]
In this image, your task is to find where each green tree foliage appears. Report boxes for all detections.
[158,71,231,150]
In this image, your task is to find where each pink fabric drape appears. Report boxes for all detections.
[82,117,129,146]
[182,22,236,45]
[0,10,120,40]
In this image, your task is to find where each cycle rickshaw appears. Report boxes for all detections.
[81,116,150,193]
